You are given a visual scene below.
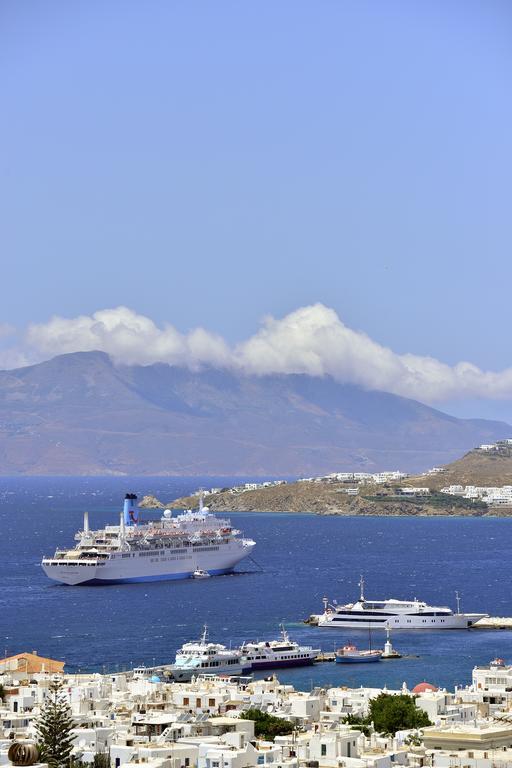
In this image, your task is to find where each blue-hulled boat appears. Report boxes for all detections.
[335,643,382,663]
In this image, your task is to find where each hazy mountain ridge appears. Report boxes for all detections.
[0,351,509,476]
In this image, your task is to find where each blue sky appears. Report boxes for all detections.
[1,1,512,418]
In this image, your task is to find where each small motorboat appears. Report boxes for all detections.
[335,643,382,663]
[192,569,211,579]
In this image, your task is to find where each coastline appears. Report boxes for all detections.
[163,483,512,518]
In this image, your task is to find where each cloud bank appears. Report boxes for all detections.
[1,304,511,403]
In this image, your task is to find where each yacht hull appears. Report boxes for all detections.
[250,657,316,670]
[171,664,251,681]
[318,613,486,630]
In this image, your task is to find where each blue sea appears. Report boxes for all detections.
[2,476,512,692]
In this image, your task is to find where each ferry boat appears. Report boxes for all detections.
[41,494,256,585]
[335,644,382,664]
[240,626,319,669]
[170,626,251,681]
[316,578,487,630]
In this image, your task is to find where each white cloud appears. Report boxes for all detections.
[0,323,16,340]
[1,303,510,404]
[26,307,232,369]
[0,323,31,370]
[235,304,512,402]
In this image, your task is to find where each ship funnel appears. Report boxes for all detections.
[123,493,138,526]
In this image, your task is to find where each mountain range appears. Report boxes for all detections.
[0,351,509,476]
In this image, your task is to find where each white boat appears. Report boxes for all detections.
[316,577,487,630]
[42,493,256,585]
[192,569,211,579]
[170,626,251,681]
[240,625,319,669]
[335,644,382,663]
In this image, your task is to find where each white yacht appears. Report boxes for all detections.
[316,578,487,630]
[170,627,251,681]
[240,626,319,669]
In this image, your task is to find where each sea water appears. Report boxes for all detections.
[1,476,512,691]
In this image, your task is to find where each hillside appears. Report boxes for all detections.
[0,351,509,476]
[407,444,512,490]
[166,483,493,516]
[167,444,512,516]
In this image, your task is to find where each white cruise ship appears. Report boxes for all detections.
[240,626,319,669]
[316,578,487,630]
[170,627,251,681]
[42,494,256,585]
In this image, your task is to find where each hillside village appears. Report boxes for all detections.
[4,654,512,768]
[163,441,512,516]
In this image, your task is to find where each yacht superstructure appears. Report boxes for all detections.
[240,626,319,669]
[316,578,487,630]
[170,627,251,681]
[42,494,256,585]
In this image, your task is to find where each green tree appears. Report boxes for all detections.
[368,694,431,735]
[0,683,5,702]
[240,709,295,740]
[36,680,76,767]
[341,713,371,737]
[93,752,110,768]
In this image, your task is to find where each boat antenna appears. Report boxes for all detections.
[359,574,365,602]
[455,590,461,615]
[201,624,208,643]
[280,623,289,642]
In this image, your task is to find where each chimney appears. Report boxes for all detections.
[123,494,138,526]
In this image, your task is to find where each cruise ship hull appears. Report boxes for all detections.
[42,541,255,586]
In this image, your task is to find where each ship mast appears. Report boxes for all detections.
[359,574,365,602]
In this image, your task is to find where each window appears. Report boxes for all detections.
[209,698,215,706]
[321,745,327,756]
[184,697,189,706]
